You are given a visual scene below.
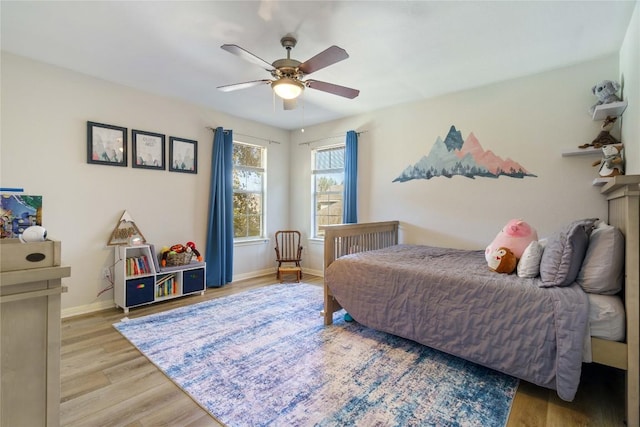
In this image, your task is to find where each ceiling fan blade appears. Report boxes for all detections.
[221,44,274,72]
[217,80,271,92]
[299,46,349,75]
[305,80,360,99]
[283,99,297,110]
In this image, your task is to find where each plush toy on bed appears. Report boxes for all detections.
[487,247,517,274]
[485,219,538,263]
[589,80,622,115]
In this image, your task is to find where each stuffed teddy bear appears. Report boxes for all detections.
[579,116,620,149]
[487,247,517,274]
[485,219,538,261]
[589,80,622,115]
[593,144,624,177]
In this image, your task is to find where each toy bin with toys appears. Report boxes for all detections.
[160,241,203,267]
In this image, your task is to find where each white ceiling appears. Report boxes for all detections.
[1,1,636,130]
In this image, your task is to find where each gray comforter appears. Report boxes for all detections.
[324,244,589,401]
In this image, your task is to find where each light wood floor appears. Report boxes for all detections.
[61,274,625,426]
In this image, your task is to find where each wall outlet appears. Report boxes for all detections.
[102,268,112,280]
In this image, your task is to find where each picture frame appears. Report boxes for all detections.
[132,129,165,170]
[87,121,127,167]
[169,137,198,174]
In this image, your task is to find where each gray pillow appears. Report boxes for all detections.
[539,219,597,287]
[576,223,624,294]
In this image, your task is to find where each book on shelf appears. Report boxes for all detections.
[149,244,161,273]
[126,255,152,276]
[156,274,177,297]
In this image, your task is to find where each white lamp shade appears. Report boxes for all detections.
[272,78,304,100]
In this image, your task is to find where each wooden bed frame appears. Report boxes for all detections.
[322,175,640,427]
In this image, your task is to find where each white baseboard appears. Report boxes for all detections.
[62,300,115,319]
[303,268,323,277]
[233,268,323,282]
[62,268,325,318]
[232,268,276,282]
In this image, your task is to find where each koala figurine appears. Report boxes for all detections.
[589,80,622,115]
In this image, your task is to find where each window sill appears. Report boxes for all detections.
[234,238,269,247]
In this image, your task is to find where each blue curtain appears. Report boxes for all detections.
[205,127,234,287]
[343,130,358,224]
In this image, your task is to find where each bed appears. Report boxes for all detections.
[322,175,639,427]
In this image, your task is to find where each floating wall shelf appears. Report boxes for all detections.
[563,146,602,157]
[593,177,612,186]
[561,143,623,157]
[592,100,628,121]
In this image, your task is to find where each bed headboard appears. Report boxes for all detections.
[601,175,640,426]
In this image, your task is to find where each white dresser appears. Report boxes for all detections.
[0,239,70,427]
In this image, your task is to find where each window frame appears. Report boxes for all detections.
[232,141,266,241]
[311,143,345,239]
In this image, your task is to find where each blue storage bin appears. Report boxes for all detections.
[183,268,205,294]
[125,276,154,307]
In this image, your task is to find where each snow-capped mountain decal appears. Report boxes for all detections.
[393,125,537,182]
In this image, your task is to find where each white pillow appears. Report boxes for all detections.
[576,222,624,294]
[517,240,544,278]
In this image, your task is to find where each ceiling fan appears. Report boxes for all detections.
[217,35,360,110]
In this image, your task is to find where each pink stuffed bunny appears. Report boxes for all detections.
[485,219,538,261]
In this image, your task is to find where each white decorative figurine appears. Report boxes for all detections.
[593,145,624,177]
[19,225,47,243]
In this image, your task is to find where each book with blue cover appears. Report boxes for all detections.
[0,194,43,239]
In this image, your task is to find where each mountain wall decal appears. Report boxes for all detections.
[393,125,537,182]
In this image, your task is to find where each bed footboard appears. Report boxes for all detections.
[600,176,640,427]
[322,221,399,325]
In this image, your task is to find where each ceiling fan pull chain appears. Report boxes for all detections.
[301,91,305,132]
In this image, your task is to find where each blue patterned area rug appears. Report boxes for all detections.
[114,283,518,426]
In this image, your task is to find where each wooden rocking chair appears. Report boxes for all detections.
[274,230,303,282]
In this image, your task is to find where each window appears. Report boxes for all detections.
[312,145,344,238]
[233,142,266,240]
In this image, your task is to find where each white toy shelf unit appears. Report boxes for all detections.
[113,244,206,313]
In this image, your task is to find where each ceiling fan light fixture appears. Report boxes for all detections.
[272,77,304,100]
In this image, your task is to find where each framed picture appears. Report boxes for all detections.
[87,121,127,166]
[169,137,198,174]
[132,129,165,170]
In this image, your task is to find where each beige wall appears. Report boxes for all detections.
[292,54,635,273]
[3,16,638,313]
[620,0,639,174]
[1,53,290,316]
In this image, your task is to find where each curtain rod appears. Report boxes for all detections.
[206,127,281,145]
[205,127,367,146]
[298,130,367,146]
